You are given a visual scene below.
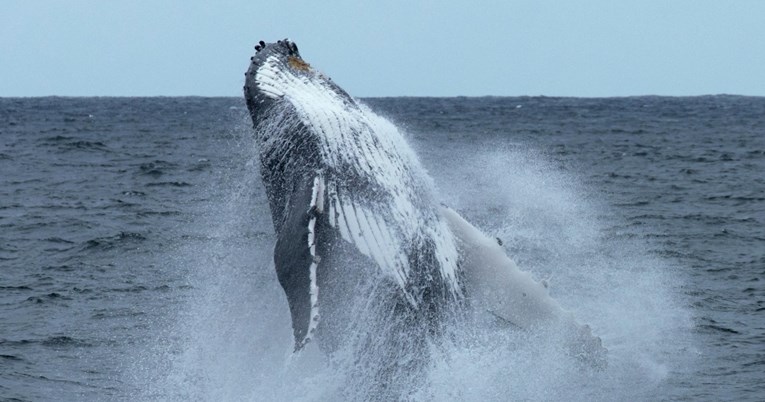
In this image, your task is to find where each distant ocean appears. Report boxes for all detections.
[1,96,763,401]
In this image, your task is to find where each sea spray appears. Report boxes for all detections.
[427,143,696,400]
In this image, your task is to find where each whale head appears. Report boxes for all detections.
[243,38,356,125]
[244,39,315,114]
[250,39,310,76]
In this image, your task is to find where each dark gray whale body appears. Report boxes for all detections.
[243,39,463,356]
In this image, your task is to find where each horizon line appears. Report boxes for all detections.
[1,93,763,100]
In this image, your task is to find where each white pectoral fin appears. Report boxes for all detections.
[441,206,607,366]
[439,206,569,328]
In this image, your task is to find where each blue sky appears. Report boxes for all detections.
[1,0,763,97]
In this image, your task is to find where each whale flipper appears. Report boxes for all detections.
[441,206,607,366]
[274,174,324,350]
[440,206,564,326]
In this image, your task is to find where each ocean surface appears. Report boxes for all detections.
[0,96,763,401]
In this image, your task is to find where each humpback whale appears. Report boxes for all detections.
[243,39,604,368]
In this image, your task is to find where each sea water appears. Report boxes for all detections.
[0,96,763,401]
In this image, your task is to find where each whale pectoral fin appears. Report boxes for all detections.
[274,174,324,351]
[440,206,608,366]
[274,222,313,350]
[439,206,564,326]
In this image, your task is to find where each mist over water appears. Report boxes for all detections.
[128,109,695,401]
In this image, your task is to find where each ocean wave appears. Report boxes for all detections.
[82,232,147,251]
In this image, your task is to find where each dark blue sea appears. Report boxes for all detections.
[1,96,763,401]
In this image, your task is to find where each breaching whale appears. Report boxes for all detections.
[243,39,604,365]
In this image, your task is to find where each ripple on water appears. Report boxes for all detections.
[82,232,147,251]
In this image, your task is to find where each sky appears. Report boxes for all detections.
[1,0,764,97]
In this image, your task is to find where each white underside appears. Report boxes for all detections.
[440,206,576,328]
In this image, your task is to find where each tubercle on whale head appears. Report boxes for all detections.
[253,38,292,53]
[245,39,312,82]
[252,38,306,66]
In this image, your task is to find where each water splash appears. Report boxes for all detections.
[129,118,696,401]
[428,143,697,401]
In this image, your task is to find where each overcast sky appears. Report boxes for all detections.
[2,0,763,97]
